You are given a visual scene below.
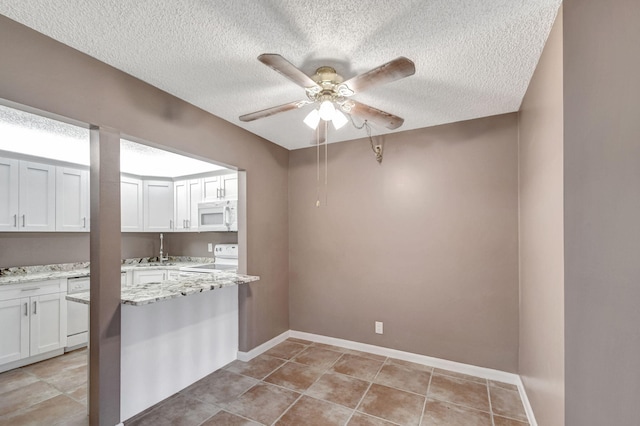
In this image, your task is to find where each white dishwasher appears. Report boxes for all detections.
[66,276,90,351]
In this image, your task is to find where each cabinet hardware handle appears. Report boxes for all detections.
[21,287,41,292]
[183,219,186,228]
[24,302,28,316]
[22,215,25,227]
[13,214,17,227]
[33,301,37,315]
[187,219,190,228]
[170,220,173,229]
[221,188,225,198]
[83,217,87,228]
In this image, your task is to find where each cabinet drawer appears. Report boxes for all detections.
[0,280,65,301]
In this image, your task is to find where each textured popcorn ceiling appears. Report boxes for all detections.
[0,1,561,150]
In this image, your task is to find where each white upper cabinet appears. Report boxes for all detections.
[174,180,189,231]
[202,172,238,201]
[188,179,202,231]
[202,175,221,201]
[55,167,89,232]
[121,176,143,232]
[0,158,56,232]
[144,180,174,232]
[0,157,19,231]
[220,173,238,200]
[174,178,202,232]
[19,161,56,231]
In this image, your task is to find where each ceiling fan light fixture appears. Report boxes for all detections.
[332,110,348,130]
[303,109,320,129]
[318,100,336,121]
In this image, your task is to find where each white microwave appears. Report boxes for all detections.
[198,200,237,231]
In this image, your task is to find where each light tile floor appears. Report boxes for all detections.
[0,339,530,426]
[0,348,88,426]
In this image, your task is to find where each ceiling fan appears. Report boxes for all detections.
[239,54,415,143]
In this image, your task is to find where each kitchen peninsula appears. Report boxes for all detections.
[1,260,259,421]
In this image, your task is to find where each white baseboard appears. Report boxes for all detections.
[237,330,536,425]
[515,376,538,426]
[289,331,520,384]
[237,330,290,362]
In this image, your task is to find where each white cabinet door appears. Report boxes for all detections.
[56,167,89,232]
[202,175,221,201]
[133,269,166,284]
[30,293,66,355]
[121,176,144,232]
[0,297,29,364]
[144,180,174,232]
[175,178,201,232]
[0,157,19,231]
[19,161,56,231]
[220,173,238,200]
[187,179,201,231]
[202,173,237,201]
[174,180,189,231]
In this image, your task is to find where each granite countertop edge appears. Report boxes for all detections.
[65,272,260,307]
[0,257,213,285]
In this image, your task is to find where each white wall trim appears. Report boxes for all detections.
[237,330,290,362]
[238,330,536,425]
[515,376,538,426]
[290,331,536,425]
[290,331,520,384]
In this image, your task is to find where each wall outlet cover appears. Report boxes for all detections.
[375,321,383,334]
[207,243,213,252]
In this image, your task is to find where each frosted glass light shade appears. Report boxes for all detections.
[332,110,348,130]
[318,101,336,120]
[303,109,320,129]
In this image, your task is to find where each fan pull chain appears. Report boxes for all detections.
[315,120,329,207]
[324,120,328,206]
[316,124,321,207]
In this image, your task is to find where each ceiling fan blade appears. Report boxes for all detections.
[239,100,309,122]
[258,54,320,89]
[341,57,415,94]
[341,100,405,130]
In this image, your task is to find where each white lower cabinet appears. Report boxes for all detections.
[132,269,166,285]
[0,280,66,369]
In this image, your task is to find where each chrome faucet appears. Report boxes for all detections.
[159,233,169,263]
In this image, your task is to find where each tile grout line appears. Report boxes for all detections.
[418,367,434,425]
[342,354,389,425]
[297,349,358,425]
[487,380,496,426]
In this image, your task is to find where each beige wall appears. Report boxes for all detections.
[564,1,640,424]
[0,232,237,268]
[517,7,564,426]
[0,15,289,352]
[0,233,175,268]
[289,113,520,372]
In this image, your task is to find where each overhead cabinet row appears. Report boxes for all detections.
[0,158,88,232]
[0,156,237,233]
[120,173,237,232]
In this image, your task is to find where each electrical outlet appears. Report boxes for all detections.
[207,243,213,252]
[375,321,383,334]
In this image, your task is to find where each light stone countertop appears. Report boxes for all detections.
[66,270,259,306]
[0,257,214,285]
[0,257,260,306]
